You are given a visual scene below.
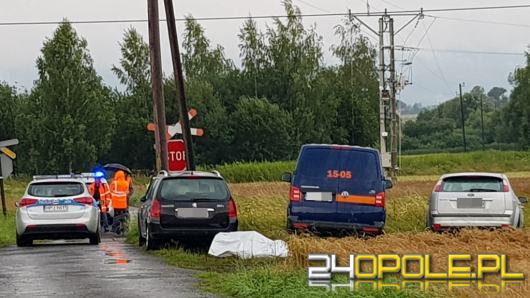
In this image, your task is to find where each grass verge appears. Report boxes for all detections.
[0,213,16,247]
[198,268,436,298]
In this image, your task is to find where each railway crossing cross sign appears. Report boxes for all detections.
[147,109,203,172]
[147,108,204,139]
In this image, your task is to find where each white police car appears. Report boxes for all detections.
[15,174,101,246]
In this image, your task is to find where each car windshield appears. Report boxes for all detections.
[28,182,84,197]
[158,178,229,201]
[441,176,503,192]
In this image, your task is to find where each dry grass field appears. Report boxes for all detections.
[227,176,530,297]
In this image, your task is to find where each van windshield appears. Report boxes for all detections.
[294,148,380,185]
[158,178,229,201]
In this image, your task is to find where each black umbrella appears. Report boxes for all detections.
[103,163,132,175]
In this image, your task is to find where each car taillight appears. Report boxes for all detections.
[433,181,443,192]
[293,223,309,229]
[19,198,38,207]
[74,197,94,205]
[290,186,301,202]
[432,224,442,231]
[502,180,510,192]
[228,197,237,220]
[375,192,385,207]
[362,226,380,233]
[150,198,160,220]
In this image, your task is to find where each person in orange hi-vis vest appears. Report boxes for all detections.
[110,170,129,213]
[89,176,111,232]
[126,173,134,199]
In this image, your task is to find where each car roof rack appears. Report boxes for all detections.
[211,170,222,177]
[158,170,169,177]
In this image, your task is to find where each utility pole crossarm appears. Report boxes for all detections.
[350,12,378,36]
[395,10,423,35]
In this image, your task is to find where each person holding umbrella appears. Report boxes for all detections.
[104,163,134,205]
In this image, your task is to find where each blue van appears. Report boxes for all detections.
[282,144,392,235]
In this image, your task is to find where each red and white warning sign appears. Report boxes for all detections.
[167,140,186,172]
[147,108,204,139]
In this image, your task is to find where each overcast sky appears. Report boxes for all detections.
[0,0,529,106]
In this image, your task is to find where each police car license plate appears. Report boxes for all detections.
[44,205,68,212]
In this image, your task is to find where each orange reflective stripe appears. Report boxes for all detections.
[336,195,376,205]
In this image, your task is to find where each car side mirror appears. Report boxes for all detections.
[519,197,528,204]
[383,179,393,190]
[140,196,147,203]
[281,172,292,183]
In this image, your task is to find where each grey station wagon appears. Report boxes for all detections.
[426,172,527,231]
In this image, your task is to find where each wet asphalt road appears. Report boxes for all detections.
[0,234,212,298]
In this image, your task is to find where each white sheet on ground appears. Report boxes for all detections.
[208,231,288,259]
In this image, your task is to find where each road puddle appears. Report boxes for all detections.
[99,243,131,265]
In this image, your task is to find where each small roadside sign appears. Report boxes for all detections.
[0,139,18,178]
[167,140,187,172]
[0,147,16,159]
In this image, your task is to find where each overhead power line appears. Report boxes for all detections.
[414,48,526,56]
[2,4,530,26]
[428,15,530,29]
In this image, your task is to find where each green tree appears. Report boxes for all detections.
[181,17,240,110]
[0,82,18,140]
[230,98,292,161]
[109,28,154,169]
[238,18,268,99]
[500,53,530,148]
[330,17,379,146]
[16,21,114,173]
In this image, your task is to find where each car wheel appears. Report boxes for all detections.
[286,219,295,235]
[16,234,32,247]
[89,227,101,245]
[145,224,159,250]
[518,213,524,228]
[138,221,146,247]
[425,211,432,230]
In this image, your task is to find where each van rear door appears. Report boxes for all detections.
[291,147,339,223]
[336,149,385,226]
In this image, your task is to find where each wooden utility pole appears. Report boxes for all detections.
[147,0,169,172]
[163,0,195,170]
